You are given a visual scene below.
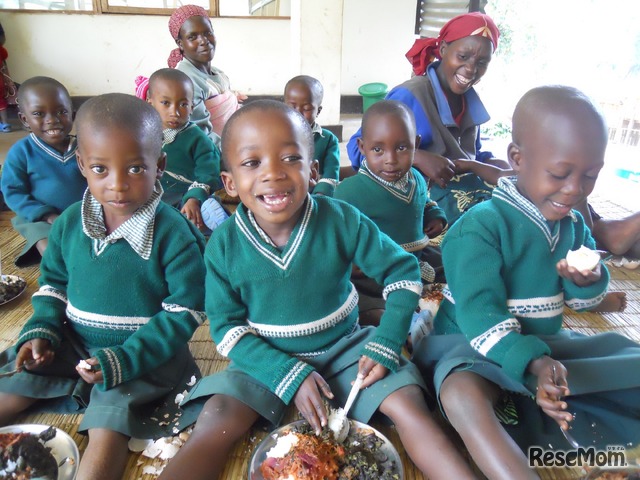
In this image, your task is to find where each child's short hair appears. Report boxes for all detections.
[16,76,71,108]
[220,99,314,170]
[361,99,416,137]
[76,93,163,157]
[512,85,607,146]
[148,68,194,98]
[284,75,324,104]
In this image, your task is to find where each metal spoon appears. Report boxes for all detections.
[552,365,581,449]
[330,374,364,443]
[0,359,37,378]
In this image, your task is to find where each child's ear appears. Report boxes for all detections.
[17,112,30,131]
[156,152,167,179]
[317,105,323,117]
[309,159,319,188]
[220,171,238,197]
[357,137,365,157]
[76,151,88,178]
[507,142,522,172]
[415,134,421,148]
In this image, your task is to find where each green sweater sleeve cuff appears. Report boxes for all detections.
[312,180,336,197]
[361,335,403,372]
[424,202,447,229]
[16,324,63,351]
[95,347,131,390]
[183,188,207,204]
[501,335,551,383]
[272,359,315,404]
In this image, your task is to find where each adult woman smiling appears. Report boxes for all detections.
[348,13,510,226]
[167,5,245,143]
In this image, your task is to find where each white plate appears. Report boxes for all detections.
[0,274,27,306]
[0,424,79,480]
[248,419,403,480]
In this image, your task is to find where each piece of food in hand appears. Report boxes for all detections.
[77,359,93,371]
[565,246,600,271]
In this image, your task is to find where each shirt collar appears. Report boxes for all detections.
[426,61,491,127]
[310,122,323,136]
[361,159,410,191]
[163,122,191,145]
[81,180,163,260]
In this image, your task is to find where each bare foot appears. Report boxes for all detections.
[590,291,627,312]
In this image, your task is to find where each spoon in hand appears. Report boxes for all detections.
[552,364,581,449]
[329,373,364,443]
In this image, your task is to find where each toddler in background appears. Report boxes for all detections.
[335,100,446,327]
[1,76,86,266]
[158,100,476,480]
[414,85,640,480]
[0,93,206,480]
[284,75,340,196]
[147,68,228,233]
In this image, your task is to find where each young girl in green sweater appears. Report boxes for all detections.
[335,100,447,326]
[158,100,476,480]
[0,94,206,480]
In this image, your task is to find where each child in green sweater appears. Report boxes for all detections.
[0,93,206,480]
[335,100,446,326]
[147,68,228,233]
[284,75,340,196]
[414,86,640,479]
[158,100,476,480]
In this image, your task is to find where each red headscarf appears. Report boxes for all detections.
[167,4,211,68]
[406,12,499,76]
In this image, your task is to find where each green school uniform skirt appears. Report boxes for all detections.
[0,335,201,439]
[413,330,640,450]
[11,215,51,267]
[182,326,428,427]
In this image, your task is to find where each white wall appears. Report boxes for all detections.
[0,1,417,99]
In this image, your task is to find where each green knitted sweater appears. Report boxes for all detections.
[435,177,609,383]
[17,201,207,390]
[334,165,446,252]
[205,195,422,404]
[161,122,222,206]
[312,127,340,197]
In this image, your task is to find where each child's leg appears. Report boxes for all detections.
[36,238,48,257]
[378,384,477,480]
[76,429,129,480]
[592,212,640,258]
[0,393,38,425]
[440,371,539,480]
[158,394,259,480]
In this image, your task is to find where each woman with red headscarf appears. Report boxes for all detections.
[347,12,510,227]
[167,5,246,143]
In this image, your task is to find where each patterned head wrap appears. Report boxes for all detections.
[134,75,150,100]
[167,4,211,68]
[406,12,499,76]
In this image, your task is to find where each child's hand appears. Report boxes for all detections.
[424,218,445,238]
[235,91,248,103]
[358,355,388,389]
[75,357,103,385]
[452,158,476,175]
[294,372,334,435]
[556,258,601,287]
[529,356,573,430]
[181,199,204,229]
[16,339,55,370]
[43,213,59,225]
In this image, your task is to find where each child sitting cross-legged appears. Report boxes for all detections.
[1,76,87,266]
[157,100,477,480]
[284,75,340,196]
[413,85,640,480]
[147,68,228,233]
[0,93,207,480]
[335,100,447,328]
